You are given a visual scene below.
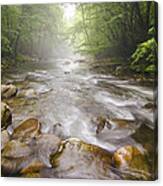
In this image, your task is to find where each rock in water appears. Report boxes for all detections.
[2,140,32,158]
[92,116,111,134]
[1,102,12,130]
[19,134,61,178]
[1,140,33,176]
[1,84,17,99]
[1,130,10,150]
[17,89,37,99]
[12,118,41,140]
[52,123,66,139]
[35,134,61,167]
[1,134,61,177]
[112,145,151,180]
[50,138,120,179]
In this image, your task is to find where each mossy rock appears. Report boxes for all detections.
[113,145,151,180]
[1,102,12,130]
[12,118,41,140]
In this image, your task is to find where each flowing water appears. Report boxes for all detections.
[2,55,157,179]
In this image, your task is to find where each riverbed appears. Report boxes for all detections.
[2,56,157,179]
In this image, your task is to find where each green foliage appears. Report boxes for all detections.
[1,36,12,55]
[70,1,157,59]
[148,27,156,37]
[144,64,156,73]
[68,1,157,77]
[130,37,157,74]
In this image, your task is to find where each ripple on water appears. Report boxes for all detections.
[94,91,135,121]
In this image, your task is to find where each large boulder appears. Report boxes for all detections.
[49,138,120,179]
[12,118,41,140]
[20,134,61,178]
[1,102,12,130]
[1,134,61,177]
[1,84,17,99]
[112,145,151,180]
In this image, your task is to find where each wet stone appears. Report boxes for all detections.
[2,140,32,158]
[1,84,18,99]
[20,159,45,175]
[112,145,151,180]
[17,89,37,99]
[50,138,120,179]
[1,102,12,130]
[35,134,61,167]
[1,140,33,176]
[12,118,41,140]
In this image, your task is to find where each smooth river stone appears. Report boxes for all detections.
[50,138,120,180]
[112,145,151,180]
[12,118,41,140]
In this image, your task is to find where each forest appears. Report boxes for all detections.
[1,4,63,62]
[1,2,158,180]
[2,2,157,78]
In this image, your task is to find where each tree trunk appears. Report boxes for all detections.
[80,5,90,45]
[146,1,152,33]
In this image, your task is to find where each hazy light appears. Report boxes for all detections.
[63,4,76,21]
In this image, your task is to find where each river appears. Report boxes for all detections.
[2,54,157,179]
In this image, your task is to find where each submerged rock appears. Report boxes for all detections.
[12,118,41,140]
[50,138,119,179]
[1,102,12,130]
[35,134,61,167]
[1,130,10,150]
[143,102,156,111]
[112,145,151,180]
[1,84,18,99]
[52,123,67,139]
